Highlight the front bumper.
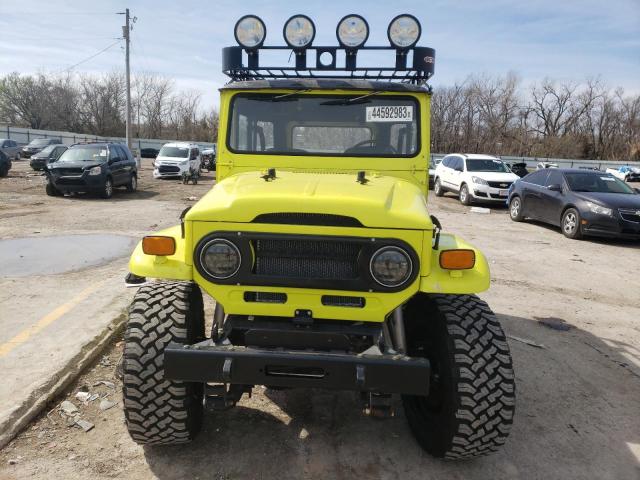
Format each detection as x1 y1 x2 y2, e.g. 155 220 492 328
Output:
472 184 511 202
581 210 640 239
153 162 189 178
21 149 39 158
50 172 106 192
30 158 47 169
164 340 430 395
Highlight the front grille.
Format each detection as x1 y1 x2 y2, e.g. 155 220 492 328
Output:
489 192 508 199
619 209 640 223
244 291 287 303
487 181 512 189
321 295 365 308
253 238 360 280
56 168 83 176
159 165 180 173
56 177 84 185
253 213 362 227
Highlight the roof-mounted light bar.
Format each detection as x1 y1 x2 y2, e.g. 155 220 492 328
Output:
225 14 435 84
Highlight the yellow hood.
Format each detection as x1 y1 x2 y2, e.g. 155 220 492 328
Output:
186 170 433 230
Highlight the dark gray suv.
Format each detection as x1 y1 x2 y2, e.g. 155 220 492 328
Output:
45 142 137 199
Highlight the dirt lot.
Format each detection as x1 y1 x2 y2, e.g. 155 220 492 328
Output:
1 159 639 479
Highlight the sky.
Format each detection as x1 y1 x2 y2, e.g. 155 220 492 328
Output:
1 0 639 109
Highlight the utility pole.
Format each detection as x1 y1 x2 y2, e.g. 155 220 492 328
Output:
121 9 132 151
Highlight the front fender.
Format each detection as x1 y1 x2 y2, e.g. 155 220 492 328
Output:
129 225 193 280
419 233 490 294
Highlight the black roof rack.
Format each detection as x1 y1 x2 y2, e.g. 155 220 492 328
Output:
222 45 435 84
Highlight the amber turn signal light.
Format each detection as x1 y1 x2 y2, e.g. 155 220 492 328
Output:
439 249 475 270
142 236 176 256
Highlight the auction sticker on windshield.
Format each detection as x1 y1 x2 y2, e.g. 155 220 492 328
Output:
366 106 413 122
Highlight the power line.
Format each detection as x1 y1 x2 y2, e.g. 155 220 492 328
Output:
54 40 122 75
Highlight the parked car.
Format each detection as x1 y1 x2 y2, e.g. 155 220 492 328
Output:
153 142 201 179
536 161 559 170
21 138 63 158
0 150 11 177
433 153 520 205
0 139 21 160
428 159 437 188
507 162 529 178
606 166 640 183
201 147 216 171
508 168 640 239
29 144 68 170
140 148 160 158
45 142 137 199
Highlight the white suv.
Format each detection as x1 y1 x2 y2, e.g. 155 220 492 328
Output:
433 154 520 205
153 142 201 179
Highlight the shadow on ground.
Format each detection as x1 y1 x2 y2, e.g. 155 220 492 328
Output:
142 313 640 480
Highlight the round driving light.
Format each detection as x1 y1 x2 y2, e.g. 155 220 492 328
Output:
283 15 315 49
200 239 241 279
370 246 413 288
234 15 266 49
336 14 369 49
387 14 421 49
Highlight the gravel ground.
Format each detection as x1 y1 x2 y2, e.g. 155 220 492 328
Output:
0 159 639 479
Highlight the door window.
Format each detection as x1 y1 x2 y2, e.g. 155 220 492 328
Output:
545 170 563 187
109 146 122 162
524 170 549 186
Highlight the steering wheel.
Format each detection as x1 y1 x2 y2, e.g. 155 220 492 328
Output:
348 139 397 154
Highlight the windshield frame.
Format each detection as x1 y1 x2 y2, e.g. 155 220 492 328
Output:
226 92 422 159
57 145 109 163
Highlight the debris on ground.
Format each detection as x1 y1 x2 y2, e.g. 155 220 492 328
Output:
507 334 546 349
536 316 573 331
75 391 91 403
185 196 197 201
470 206 491 214
59 401 78 415
298 428 309 440
74 419 95 432
7 457 21 465
93 380 115 389
99 399 117 411
99 356 112 367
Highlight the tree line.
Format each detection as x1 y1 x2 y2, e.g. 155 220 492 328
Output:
0 72 218 143
1 71 638 161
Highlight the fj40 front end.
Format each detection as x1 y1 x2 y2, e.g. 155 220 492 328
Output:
122 14 515 459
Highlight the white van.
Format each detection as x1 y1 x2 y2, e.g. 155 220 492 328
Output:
153 142 201 178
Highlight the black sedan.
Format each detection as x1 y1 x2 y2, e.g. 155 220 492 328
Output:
508 168 640 240
30 144 68 170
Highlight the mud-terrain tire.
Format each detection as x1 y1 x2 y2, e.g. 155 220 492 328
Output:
434 178 444 197
401 294 515 459
123 281 205 445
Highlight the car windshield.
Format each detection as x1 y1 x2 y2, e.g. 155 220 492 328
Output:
57 146 108 163
566 173 634 194
466 159 509 172
159 146 189 158
228 93 419 157
37 145 56 156
29 139 52 147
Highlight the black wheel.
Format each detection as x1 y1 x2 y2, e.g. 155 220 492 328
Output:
434 178 444 197
509 195 524 222
126 173 137 192
123 281 205 445
101 177 113 199
561 208 583 239
459 183 472 205
401 294 515 459
45 180 61 196
0 166 7 178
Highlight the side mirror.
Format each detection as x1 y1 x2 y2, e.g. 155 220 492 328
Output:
548 184 562 192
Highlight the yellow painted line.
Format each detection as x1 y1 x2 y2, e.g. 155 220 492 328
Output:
0 280 106 358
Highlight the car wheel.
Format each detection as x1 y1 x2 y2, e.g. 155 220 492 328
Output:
509 196 524 222
562 208 583 239
459 184 472 205
402 294 515 459
45 180 61 196
101 177 113 199
0 165 8 178
434 178 444 197
126 174 137 193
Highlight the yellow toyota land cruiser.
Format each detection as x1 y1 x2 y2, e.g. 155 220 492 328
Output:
122 14 515 459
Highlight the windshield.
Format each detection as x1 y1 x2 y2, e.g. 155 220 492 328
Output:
159 146 189 158
566 173 634 194
228 93 419 157
57 146 108 163
37 145 56 156
29 139 52 147
466 159 509 172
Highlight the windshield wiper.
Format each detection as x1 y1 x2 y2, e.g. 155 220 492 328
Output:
320 91 382 106
255 89 312 102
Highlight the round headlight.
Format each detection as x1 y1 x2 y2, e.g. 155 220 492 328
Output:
200 239 241 279
370 246 412 287
336 14 369 49
234 15 266 49
387 14 421 49
283 14 315 49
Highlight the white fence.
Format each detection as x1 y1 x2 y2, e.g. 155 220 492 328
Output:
0 124 216 153
430 154 638 171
